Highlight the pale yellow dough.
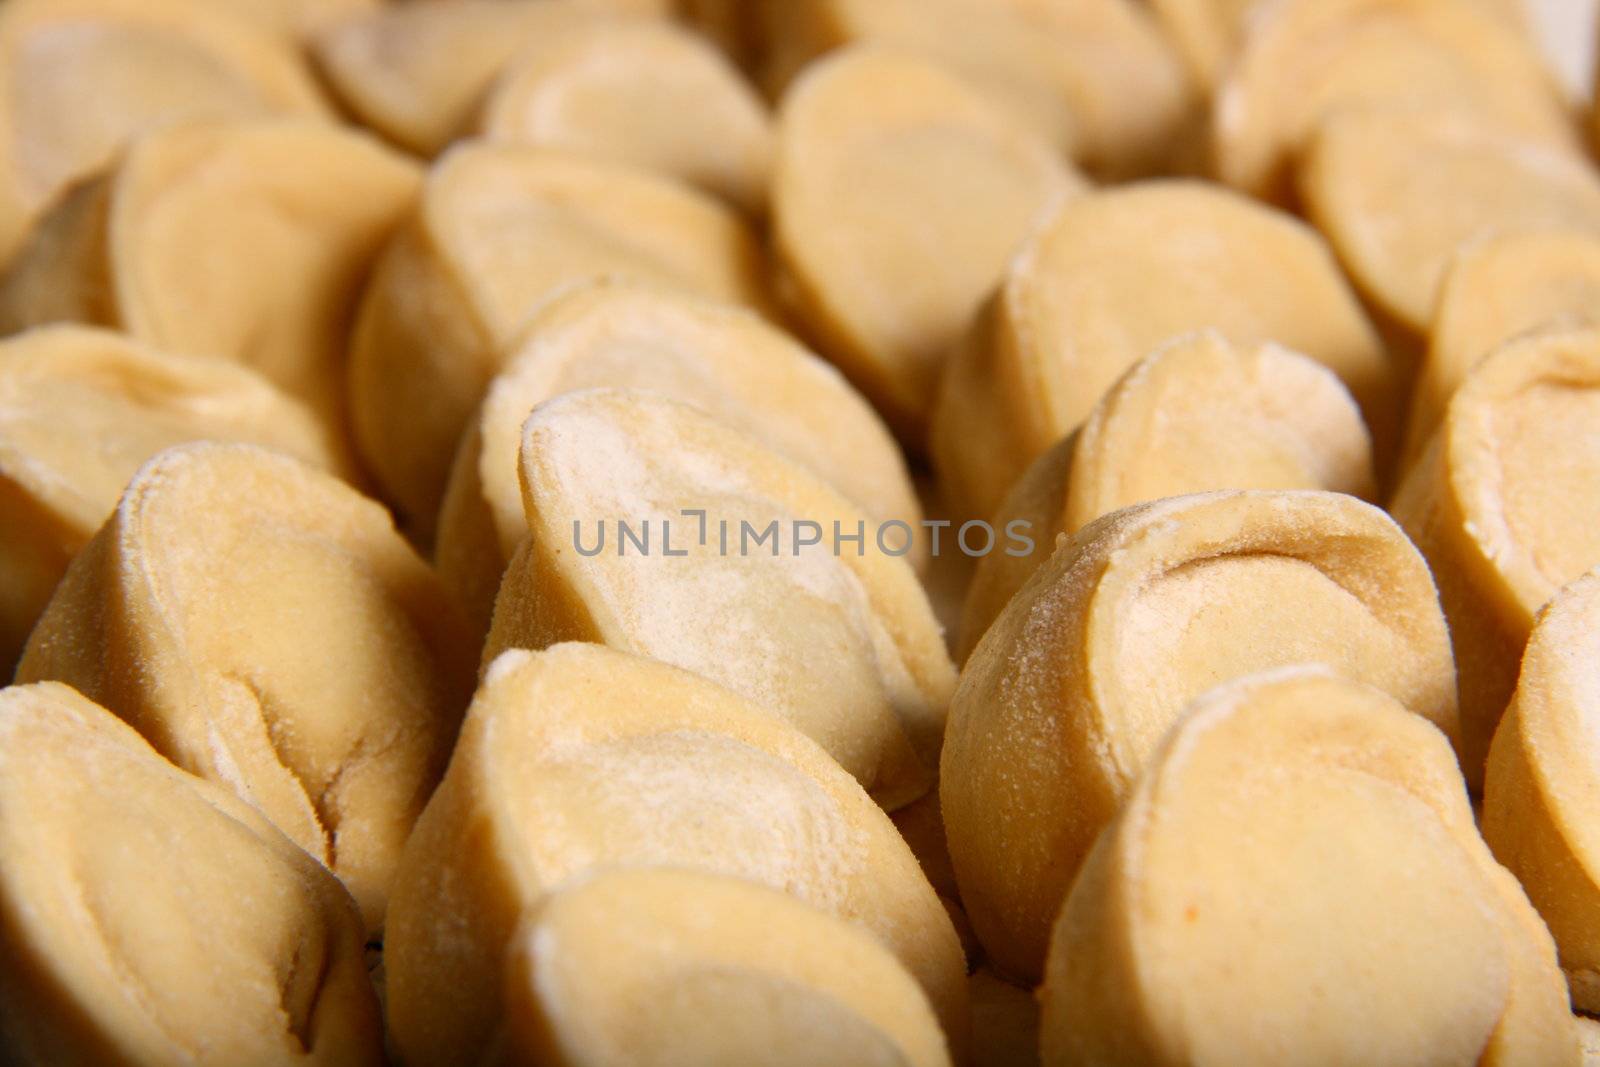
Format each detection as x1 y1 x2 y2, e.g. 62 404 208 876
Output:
476 17 773 214
483 389 954 810
758 0 1194 178
1407 231 1600 471
0 118 420 460
212 0 382 39
1485 571 1600 1012
17 443 478 933
313 1 615 155
1213 0 1573 200
0 0 330 264
435 280 921 630
931 181 1390 522
1392 326 1600 788
942 490 1458 980
348 143 770 542
959 332 1375 659
1148 0 1271 88
1301 107 1600 336
489 869 952 1067
1039 668 1577 1067
772 46 1080 440
0 325 346 676
0 681 382 1066
1154 0 1534 87
1582 1016 1600 1064
384 643 967 1067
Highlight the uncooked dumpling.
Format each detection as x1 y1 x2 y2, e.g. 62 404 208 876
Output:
0 0 329 263
1484 570 1600 1012
1406 231 1600 470
1213 0 1573 200
483 388 954 810
17 443 478 933
0 681 382 1066
772 46 1080 439
384 643 967 1067
313 0 614 155
476 18 772 214
931 181 1390 521
758 0 1193 178
490 868 952 1067
942 489 1457 980
1039 667 1577 1067
0 325 346 675
435 280 920 629
959 332 1375 659
0 119 420 458
348 143 771 541
1392 325 1600 788
1152 0 1532 88
1301 107 1600 336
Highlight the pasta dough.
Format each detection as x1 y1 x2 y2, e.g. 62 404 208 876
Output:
435 280 920 629
348 143 770 541
0 325 345 675
16 443 478 933
1392 326 1600 788
758 0 1193 178
931 181 1390 521
959 332 1375 659
489 868 951 1067
0 0 329 263
772 46 1080 439
1039 668 1576 1067
1213 0 1573 200
942 489 1458 980
385 643 967 1067
1301 107 1600 336
0 681 382 1066
476 18 772 214
1407 231 1600 470
482 388 954 810
0 119 420 458
1484 570 1600 1012
313 1 614 156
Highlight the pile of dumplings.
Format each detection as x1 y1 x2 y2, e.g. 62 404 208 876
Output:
5 0 1600 1064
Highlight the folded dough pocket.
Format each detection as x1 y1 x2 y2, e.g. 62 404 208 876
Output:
0 118 420 463
931 181 1392 522
1040 668 1575 1067
0 0 329 263
1408 232 1600 471
16 443 478 935
312 1 613 157
1212 0 1573 201
1301 107 1600 338
959 331 1375 658
0 325 345 674
385 644 966 1067
437 281 920 630
492 869 951 1067
1394 325 1600 789
772 46 1080 439
0 681 382 1067
942 488 1458 980
1484 571 1600 1013
475 18 773 215
348 144 771 542
484 388 955 810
